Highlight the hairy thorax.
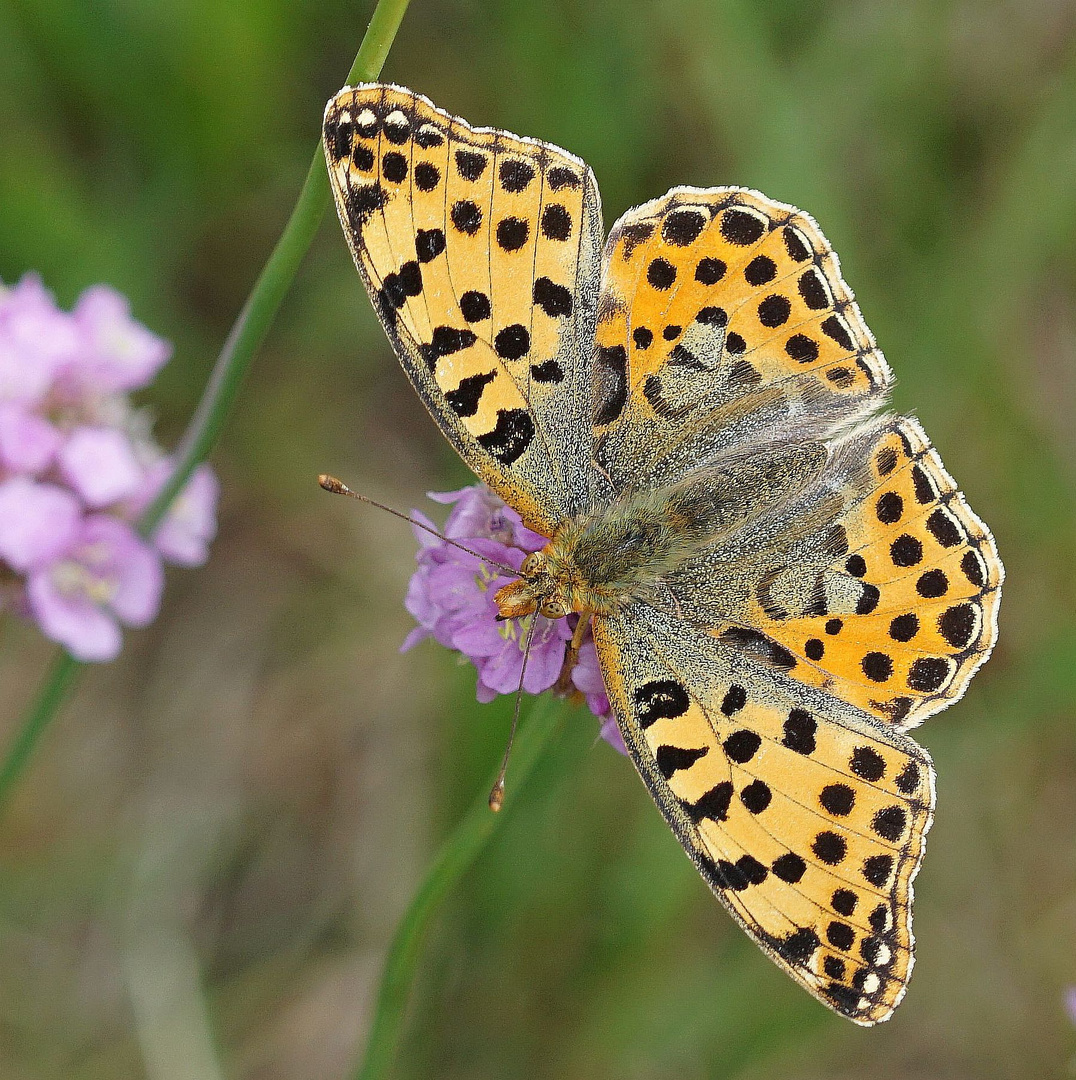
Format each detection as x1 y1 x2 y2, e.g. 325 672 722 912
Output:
494 497 691 620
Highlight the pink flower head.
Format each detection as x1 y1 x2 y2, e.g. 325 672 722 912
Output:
26 515 164 662
0 272 218 662
403 483 623 752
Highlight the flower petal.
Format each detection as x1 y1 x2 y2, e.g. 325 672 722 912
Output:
0 274 79 404
58 426 143 508
0 478 81 572
0 404 62 474
148 462 219 566
26 569 123 662
78 515 164 626
68 285 171 394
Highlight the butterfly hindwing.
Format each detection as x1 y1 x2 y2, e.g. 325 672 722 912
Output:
324 84 603 534
662 416 1003 729
733 417 1003 727
593 602 935 1025
592 188 892 490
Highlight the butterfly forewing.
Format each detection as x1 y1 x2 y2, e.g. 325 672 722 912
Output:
593 602 934 1025
324 84 604 535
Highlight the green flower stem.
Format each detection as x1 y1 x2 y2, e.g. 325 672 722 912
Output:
0 0 413 809
352 697 565 1080
0 651 81 802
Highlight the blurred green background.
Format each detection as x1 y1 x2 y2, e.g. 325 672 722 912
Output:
0 0 1073 1076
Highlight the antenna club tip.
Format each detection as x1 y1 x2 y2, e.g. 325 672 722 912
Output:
319 474 349 494
488 780 505 812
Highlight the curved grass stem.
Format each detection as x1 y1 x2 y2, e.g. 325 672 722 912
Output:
351 697 565 1080
0 0 414 811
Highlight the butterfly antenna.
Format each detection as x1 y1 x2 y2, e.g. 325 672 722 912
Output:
489 614 538 812
318 474 520 576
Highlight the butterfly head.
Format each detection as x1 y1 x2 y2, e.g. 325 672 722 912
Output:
494 550 573 621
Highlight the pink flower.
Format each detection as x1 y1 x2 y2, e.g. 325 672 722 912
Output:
0 275 80 405
0 478 81 573
64 285 171 396
137 461 220 566
58 426 143 508
403 484 623 751
26 516 164 662
0 405 62 474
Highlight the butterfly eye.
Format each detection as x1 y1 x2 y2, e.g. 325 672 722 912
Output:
539 597 569 619
521 552 544 576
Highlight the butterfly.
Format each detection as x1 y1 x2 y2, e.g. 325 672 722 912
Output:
322 83 1003 1025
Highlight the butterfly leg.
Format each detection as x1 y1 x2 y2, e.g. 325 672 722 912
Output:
554 611 593 695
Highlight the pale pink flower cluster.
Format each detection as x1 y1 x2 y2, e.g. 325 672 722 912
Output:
0 275 218 661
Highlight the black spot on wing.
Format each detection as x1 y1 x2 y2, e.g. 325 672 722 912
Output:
476 408 534 465
541 204 573 241
938 603 977 648
907 656 951 692
382 151 407 183
451 199 483 235
494 324 531 360
683 781 733 824
415 228 446 263
414 162 440 191
723 729 761 763
655 744 708 780
783 225 811 262
719 627 797 670
594 345 628 426
499 158 535 192
496 217 529 252
533 277 573 317
420 326 477 371
776 927 820 966
414 124 444 149
785 334 819 363
327 113 352 162
850 746 885 782
460 291 491 322
720 207 768 245
661 209 706 246
695 257 726 284
346 182 388 229
445 370 496 418
798 268 830 309
821 314 854 351
744 255 777 285
455 149 487 181
634 679 690 728
530 359 564 384
782 709 816 754
547 165 580 191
